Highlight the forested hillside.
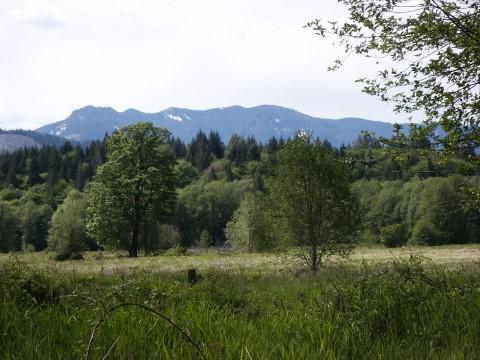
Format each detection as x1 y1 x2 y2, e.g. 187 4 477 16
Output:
0 123 478 257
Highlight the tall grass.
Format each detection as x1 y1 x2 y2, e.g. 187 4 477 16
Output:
1 255 480 359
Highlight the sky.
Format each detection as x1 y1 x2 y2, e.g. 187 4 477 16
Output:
0 0 418 130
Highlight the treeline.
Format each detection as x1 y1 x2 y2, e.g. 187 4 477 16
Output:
347 128 479 181
354 176 480 247
0 140 107 190
0 126 479 256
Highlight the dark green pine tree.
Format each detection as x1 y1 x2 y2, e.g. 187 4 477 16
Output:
208 130 225 159
60 141 74 154
226 134 248 166
169 137 187 158
6 154 21 187
47 164 59 189
26 156 43 187
188 130 212 170
75 163 86 190
266 136 279 154
246 136 261 161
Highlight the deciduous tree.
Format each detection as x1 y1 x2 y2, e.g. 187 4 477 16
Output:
48 190 90 260
271 134 359 271
86 122 176 257
308 0 480 149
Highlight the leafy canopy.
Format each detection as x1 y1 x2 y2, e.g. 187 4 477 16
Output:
86 122 176 256
307 0 480 149
271 134 359 271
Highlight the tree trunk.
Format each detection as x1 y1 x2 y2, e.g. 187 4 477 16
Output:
311 241 318 273
129 222 139 257
143 221 150 257
309 217 318 272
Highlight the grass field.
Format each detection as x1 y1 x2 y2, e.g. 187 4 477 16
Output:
1 245 480 359
1 244 479 275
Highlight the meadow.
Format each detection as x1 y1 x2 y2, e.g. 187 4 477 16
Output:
1 245 480 359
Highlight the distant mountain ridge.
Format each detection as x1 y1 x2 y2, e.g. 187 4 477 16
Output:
0 129 72 153
36 105 397 145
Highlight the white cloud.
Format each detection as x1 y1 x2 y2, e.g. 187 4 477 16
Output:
7 1 68 28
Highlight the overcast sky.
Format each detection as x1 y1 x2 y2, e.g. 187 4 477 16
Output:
0 0 418 130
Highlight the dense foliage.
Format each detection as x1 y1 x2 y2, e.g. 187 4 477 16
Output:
0 123 479 256
355 175 480 246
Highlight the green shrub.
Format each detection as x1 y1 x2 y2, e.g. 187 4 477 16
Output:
225 192 275 251
199 230 212 248
410 218 446 245
163 244 188 256
0 259 59 306
48 190 90 260
360 229 379 244
380 223 407 247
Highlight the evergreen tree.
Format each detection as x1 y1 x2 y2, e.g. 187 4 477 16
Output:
208 130 225 159
226 134 248 165
26 157 43 187
187 130 212 170
6 154 20 187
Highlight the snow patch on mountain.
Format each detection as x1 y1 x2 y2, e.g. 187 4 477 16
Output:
50 122 67 136
165 114 183 122
65 133 81 141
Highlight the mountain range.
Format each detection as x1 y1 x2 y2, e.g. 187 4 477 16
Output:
35 105 396 146
0 129 73 153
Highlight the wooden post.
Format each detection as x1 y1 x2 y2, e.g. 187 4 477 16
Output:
187 269 197 285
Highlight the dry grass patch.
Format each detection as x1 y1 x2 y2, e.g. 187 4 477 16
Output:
1 244 479 276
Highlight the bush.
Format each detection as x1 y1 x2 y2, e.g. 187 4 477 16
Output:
48 190 90 260
0 259 59 306
163 244 188 256
225 192 275 251
199 230 212 248
157 224 182 250
360 229 379 244
410 219 446 245
0 202 20 252
380 223 407 248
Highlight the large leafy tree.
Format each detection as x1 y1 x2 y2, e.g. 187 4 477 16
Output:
271 134 359 272
86 122 176 257
307 0 480 149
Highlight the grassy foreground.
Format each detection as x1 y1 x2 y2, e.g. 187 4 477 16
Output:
1 246 480 359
